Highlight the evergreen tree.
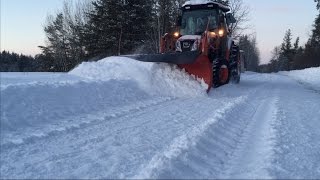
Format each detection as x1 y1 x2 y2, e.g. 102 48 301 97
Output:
0 51 39 72
315 0 320 10
84 0 154 57
278 29 304 70
157 0 179 36
146 0 180 53
309 13 320 48
303 13 320 68
37 0 254 70
239 35 260 71
121 0 154 54
85 0 119 58
279 29 293 70
293 37 300 52
0 51 18 72
268 46 281 72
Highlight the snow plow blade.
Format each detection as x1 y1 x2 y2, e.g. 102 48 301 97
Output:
126 51 213 92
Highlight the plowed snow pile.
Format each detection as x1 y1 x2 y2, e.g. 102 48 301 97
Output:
70 56 207 97
280 67 320 90
1 57 206 146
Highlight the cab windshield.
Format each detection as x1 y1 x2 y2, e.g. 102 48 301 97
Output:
180 9 218 35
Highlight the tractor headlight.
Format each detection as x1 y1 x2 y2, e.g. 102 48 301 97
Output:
209 31 216 38
218 29 224 37
174 32 180 38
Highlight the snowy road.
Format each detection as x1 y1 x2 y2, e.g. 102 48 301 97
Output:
1 58 320 179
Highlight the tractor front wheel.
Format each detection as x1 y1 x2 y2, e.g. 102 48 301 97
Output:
213 59 230 88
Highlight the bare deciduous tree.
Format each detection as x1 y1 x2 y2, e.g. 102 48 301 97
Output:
228 0 251 38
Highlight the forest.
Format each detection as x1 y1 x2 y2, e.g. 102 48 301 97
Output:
1 0 319 72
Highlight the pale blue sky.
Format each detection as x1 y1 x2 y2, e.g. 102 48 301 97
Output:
245 0 318 63
1 0 65 55
1 0 318 63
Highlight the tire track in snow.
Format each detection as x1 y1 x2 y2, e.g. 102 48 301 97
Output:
1 96 175 148
1 96 186 179
1 96 247 179
270 75 320 179
221 96 278 179
4 73 304 179
133 96 247 178
146 80 279 179
215 75 281 179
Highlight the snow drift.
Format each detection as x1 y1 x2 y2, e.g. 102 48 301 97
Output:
1 56 207 146
70 57 207 97
280 67 320 90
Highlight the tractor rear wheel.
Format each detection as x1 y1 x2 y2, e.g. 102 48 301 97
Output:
230 50 241 84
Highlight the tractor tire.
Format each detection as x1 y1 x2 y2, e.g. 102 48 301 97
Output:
213 59 230 88
230 49 241 84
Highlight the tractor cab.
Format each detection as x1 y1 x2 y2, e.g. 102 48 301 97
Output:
174 1 235 53
180 8 218 36
131 1 241 92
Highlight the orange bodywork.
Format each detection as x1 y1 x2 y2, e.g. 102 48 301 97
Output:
160 31 213 92
178 55 213 92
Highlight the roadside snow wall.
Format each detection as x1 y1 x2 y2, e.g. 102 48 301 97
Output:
280 67 320 90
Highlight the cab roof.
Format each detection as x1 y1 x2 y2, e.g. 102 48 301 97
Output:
182 0 230 12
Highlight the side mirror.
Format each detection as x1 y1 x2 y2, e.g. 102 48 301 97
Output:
226 13 236 24
176 16 182 27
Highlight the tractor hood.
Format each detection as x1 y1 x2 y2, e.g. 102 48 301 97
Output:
176 35 201 52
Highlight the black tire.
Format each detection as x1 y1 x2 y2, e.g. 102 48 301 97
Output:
230 47 241 84
213 59 230 88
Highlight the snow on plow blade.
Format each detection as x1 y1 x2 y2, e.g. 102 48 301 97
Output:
126 51 213 92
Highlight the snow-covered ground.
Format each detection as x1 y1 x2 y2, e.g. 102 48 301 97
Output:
1 57 320 179
280 67 320 91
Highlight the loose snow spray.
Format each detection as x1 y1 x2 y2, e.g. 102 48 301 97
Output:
70 57 208 97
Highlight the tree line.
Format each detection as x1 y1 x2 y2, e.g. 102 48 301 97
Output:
1 0 260 72
259 1 320 73
239 35 260 71
37 0 183 72
1 51 36 72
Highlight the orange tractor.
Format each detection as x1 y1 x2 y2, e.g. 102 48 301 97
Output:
132 1 242 92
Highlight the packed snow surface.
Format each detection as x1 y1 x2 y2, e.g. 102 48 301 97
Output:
1 57 320 179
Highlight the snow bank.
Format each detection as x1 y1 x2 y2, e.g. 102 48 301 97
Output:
280 67 320 90
70 57 207 97
0 79 150 137
1 56 207 145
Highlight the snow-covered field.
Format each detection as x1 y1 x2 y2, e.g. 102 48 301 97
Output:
1 57 320 179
